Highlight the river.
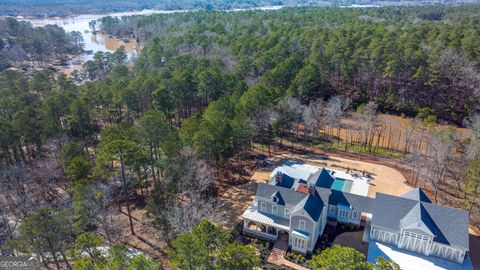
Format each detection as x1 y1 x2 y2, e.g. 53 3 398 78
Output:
21 6 284 74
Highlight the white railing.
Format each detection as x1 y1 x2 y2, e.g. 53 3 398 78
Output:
243 227 277 240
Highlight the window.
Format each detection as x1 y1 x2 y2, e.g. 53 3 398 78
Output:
285 208 289 217
293 237 306 250
260 202 266 212
299 220 306 231
272 205 278 215
329 205 335 214
338 209 349 218
352 211 358 220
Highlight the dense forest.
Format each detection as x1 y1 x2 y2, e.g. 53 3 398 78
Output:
0 5 479 269
0 0 473 17
96 5 480 123
0 18 83 72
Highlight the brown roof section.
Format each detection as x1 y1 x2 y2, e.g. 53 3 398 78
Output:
296 183 309 194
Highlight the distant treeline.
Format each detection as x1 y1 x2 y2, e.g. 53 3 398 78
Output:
0 0 473 17
0 18 83 71
95 5 480 123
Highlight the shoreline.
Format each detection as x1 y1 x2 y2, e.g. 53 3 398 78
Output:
1 5 286 21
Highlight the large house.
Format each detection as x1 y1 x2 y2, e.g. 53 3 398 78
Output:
241 162 471 266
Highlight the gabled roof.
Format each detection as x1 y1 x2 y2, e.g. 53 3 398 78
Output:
401 188 432 203
291 192 326 222
371 192 469 249
271 191 285 206
256 183 306 206
399 203 437 236
310 168 336 189
273 172 296 189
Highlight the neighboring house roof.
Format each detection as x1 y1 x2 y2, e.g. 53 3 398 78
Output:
401 188 432 203
329 190 374 213
256 183 306 206
371 192 469 250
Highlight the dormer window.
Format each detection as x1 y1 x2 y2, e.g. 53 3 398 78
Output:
273 196 278 203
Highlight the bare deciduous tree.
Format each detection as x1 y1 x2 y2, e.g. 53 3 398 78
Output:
424 129 459 202
324 95 351 145
303 100 325 144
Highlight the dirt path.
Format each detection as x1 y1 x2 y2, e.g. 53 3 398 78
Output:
115 199 172 269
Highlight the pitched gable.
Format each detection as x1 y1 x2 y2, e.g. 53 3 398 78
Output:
271 191 285 206
401 188 432 203
291 192 325 222
371 191 469 250
311 168 335 188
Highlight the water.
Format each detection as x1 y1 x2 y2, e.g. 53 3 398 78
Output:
19 6 284 73
22 10 192 73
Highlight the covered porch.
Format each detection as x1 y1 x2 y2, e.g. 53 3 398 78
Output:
242 206 290 241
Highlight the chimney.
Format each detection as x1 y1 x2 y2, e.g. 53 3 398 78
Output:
275 172 283 183
308 184 316 196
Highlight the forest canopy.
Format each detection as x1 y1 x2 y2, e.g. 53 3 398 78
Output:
95 5 480 123
0 0 472 17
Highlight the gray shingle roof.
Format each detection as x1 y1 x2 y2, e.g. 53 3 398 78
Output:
371 192 469 249
316 187 332 205
422 202 469 249
399 203 437 236
401 188 432 203
256 183 306 206
329 190 374 213
291 192 326 221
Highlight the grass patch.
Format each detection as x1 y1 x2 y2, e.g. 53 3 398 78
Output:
315 140 405 158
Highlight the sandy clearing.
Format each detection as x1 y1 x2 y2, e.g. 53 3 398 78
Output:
219 182 258 229
250 153 412 198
